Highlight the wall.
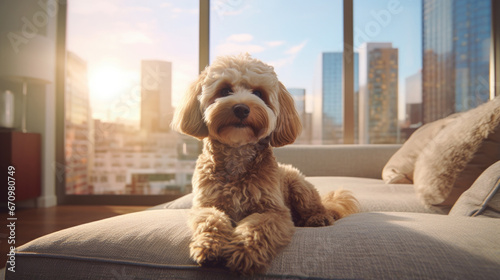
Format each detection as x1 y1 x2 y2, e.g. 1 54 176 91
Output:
0 0 60 207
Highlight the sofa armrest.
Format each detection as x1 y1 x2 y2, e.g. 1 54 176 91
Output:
273 144 401 178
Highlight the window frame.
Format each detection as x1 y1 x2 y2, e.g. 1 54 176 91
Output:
56 1 207 205
56 0 499 205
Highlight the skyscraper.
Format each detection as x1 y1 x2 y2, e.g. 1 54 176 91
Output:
422 0 491 123
65 51 92 194
288 88 308 143
141 60 173 132
358 42 398 144
313 52 359 144
288 88 306 123
405 70 422 126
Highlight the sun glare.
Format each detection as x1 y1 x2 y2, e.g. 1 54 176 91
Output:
88 64 132 100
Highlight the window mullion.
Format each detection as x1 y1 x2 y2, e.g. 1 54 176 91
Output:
343 0 355 144
199 0 210 73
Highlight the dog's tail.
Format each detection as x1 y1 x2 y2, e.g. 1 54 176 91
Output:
322 189 360 220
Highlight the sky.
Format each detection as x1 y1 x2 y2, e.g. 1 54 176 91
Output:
67 0 422 126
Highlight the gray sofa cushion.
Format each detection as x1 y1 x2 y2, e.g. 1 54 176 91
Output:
274 144 401 178
10 209 500 279
308 177 442 213
150 192 194 209
153 176 442 214
450 160 500 218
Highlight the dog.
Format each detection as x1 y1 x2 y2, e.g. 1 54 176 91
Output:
171 54 359 275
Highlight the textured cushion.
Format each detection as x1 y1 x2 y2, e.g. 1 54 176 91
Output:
153 177 443 214
10 210 500 279
382 114 459 184
308 177 442 213
149 193 194 210
414 96 500 207
450 160 500 218
274 144 400 178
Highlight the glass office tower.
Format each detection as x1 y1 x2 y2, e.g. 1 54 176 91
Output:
358 43 399 144
317 52 359 144
422 0 491 123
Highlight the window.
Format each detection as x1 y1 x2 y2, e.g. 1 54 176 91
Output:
116 175 126 183
62 0 199 201
210 0 491 145
210 0 343 144
57 0 494 204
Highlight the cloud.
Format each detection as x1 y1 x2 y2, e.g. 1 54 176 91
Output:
123 6 153 14
267 57 293 69
119 31 153 44
268 41 308 69
160 2 173 8
215 42 265 56
285 40 308 55
172 7 198 14
70 0 120 15
266 41 286 47
214 33 265 56
227 33 254 43
212 1 250 19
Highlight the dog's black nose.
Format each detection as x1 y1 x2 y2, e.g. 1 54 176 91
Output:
233 104 250 120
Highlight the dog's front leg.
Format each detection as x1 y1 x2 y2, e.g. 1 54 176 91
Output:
188 207 234 266
223 209 295 275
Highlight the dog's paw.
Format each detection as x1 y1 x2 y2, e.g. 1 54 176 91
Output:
304 213 334 227
223 242 270 275
190 235 227 266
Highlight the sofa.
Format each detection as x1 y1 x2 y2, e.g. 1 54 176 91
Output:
5 142 500 280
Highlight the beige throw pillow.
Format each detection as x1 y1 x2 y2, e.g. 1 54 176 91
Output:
449 160 500 218
414 96 500 207
382 114 459 184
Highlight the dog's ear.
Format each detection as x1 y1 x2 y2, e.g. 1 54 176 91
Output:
171 70 209 139
270 82 302 147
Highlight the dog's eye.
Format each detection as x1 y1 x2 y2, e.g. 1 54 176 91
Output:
219 88 232 97
252 90 263 99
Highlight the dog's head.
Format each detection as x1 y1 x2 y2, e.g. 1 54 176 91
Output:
172 54 301 147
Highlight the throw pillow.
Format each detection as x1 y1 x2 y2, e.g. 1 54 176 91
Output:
382 114 459 184
449 160 500 218
414 96 500 207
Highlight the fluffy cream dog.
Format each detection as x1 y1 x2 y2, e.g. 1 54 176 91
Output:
172 54 359 275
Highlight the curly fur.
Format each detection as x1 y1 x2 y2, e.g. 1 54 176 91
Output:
172 54 359 275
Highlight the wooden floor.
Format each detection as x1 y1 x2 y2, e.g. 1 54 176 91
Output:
0 205 148 267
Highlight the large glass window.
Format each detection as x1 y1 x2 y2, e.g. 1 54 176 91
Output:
354 0 490 144
422 0 491 123
59 0 493 202
211 0 491 145
64 0 199 196
354 0 423 144
210 0 343 144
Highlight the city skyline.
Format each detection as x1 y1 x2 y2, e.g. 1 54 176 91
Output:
67 0 422 126
62 0 493 194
